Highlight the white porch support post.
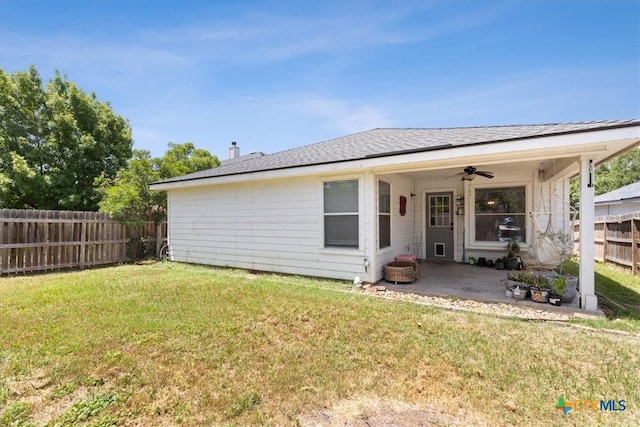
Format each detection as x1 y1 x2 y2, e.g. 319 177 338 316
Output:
579 157 598 311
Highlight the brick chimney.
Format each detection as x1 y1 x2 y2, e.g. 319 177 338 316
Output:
229 141 240 159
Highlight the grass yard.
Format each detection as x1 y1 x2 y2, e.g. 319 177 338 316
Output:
1 263 639 426
562 258 640 332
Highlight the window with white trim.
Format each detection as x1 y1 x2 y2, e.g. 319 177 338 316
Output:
378 180 391 249
323 179 359 248
474 186 526 243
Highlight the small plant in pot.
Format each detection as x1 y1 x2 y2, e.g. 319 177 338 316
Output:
548 276 567 306
529 274 550 303
503 240 520 270
506 271 534 299
509 271 548 303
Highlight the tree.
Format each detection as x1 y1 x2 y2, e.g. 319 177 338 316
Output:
593 147 640 195
97 142 219 226
156 142 219 178
570 147 640 209
0 66 132 210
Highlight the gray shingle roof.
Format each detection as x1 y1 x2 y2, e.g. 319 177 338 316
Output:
156 120 640 185
594 181 640 204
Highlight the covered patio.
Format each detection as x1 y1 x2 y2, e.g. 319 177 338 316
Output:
383 259 583 314
153 121 639 316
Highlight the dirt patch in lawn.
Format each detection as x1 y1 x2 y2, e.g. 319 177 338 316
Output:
297 398 488 426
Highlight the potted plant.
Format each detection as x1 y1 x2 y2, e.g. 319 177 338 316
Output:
528 273 550 303
548 276 567 306
505 271 533 300
540 271 578 304
503 240 520 270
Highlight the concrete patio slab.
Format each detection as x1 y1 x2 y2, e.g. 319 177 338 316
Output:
382 259 585 315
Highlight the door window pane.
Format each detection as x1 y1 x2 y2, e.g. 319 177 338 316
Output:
429 195 450 227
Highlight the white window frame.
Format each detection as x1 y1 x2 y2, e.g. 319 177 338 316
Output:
378 179 391 250
468 182 531 249
321 177 362 251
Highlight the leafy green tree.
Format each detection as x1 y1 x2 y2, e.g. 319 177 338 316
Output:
570 147 640 209
156 142 219 178
593 147 640 195
0 66 132 210
97 143 219 226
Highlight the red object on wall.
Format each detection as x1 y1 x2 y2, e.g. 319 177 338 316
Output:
399 196 407 216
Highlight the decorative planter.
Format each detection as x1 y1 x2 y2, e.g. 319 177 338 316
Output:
549 294 562 306
530 287 550 303
384 261 418 284
505 289 513 298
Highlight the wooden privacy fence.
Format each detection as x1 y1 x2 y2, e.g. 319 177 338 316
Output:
573 212 640 275
0 209 167 275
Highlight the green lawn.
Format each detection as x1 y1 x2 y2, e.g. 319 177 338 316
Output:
1 263 638 426
562 258 640 332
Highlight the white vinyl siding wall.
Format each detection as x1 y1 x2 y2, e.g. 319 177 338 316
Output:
166 175 367 280
373 174 416 278
595 201 640 217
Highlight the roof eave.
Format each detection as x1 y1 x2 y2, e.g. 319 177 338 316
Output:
151 122 640 190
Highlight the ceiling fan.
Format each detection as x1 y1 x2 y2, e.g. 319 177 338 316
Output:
447 166 494 181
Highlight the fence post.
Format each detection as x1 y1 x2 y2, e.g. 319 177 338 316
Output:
79 217 87 270
633 217 638 275
603 219 608 263
156 222 162 259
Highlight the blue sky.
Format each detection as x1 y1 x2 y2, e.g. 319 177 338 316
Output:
1 0 638 161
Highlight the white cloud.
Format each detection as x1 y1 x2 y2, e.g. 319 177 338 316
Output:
2 34 190 74
133 2 507 64
291 95 389 133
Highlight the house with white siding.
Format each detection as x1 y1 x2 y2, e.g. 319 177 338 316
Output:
594 181 640 217
150 120 640 311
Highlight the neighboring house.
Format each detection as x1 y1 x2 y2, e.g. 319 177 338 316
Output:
151 120 640 311
594 181 640 217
